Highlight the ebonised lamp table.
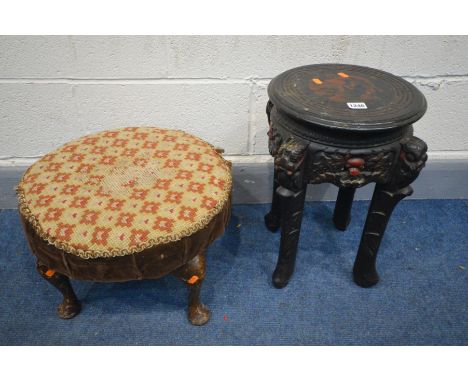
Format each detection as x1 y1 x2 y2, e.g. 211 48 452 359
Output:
264 64 428 289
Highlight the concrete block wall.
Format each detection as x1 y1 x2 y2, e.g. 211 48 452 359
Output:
1 35 468 161
1 36 467 205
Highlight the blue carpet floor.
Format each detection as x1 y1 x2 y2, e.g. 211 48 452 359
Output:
0 200 467 345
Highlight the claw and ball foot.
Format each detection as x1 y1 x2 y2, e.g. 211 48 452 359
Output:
37 263 81 319
172 252 211 326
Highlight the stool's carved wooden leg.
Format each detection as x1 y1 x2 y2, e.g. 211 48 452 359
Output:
333 187 356 231
173 252 210 326
353 136 428 287
270 136 309 289
353 183 412 287
37 263 81 319
273 185 307 288
264 166 282 232
265 101 285 233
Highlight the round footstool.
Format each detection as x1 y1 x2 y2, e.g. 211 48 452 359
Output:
17 127 232 325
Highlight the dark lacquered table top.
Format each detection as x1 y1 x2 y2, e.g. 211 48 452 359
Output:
268 64 427 132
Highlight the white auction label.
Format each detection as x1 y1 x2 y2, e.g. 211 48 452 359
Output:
347 102 367 109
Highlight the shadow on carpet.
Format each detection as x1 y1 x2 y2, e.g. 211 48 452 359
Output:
0 200 467 345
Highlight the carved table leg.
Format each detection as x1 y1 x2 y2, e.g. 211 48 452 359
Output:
273 185 307 288
352 184 412 287
353 135 428 287
264 167 282 232
333 187 356 231
37 262 81 319
172 252 210 326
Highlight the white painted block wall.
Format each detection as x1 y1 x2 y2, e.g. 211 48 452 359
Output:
1 36 468 164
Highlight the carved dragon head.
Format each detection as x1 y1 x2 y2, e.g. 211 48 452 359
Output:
275 139 306 173
397 137 428 186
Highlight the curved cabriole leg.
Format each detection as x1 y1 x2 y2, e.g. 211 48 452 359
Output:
36 263 81 319
172 252 210 326
272 185 307 289
264 167 282 232
333 187 356 231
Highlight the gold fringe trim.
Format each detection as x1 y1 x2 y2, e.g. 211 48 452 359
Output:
16 128 233 260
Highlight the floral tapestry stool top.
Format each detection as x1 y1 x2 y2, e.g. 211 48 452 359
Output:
17 127 232 325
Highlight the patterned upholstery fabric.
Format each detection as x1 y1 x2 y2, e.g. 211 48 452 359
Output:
17 127 232 259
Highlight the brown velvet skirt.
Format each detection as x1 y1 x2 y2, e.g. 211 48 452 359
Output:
20 197 231 282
